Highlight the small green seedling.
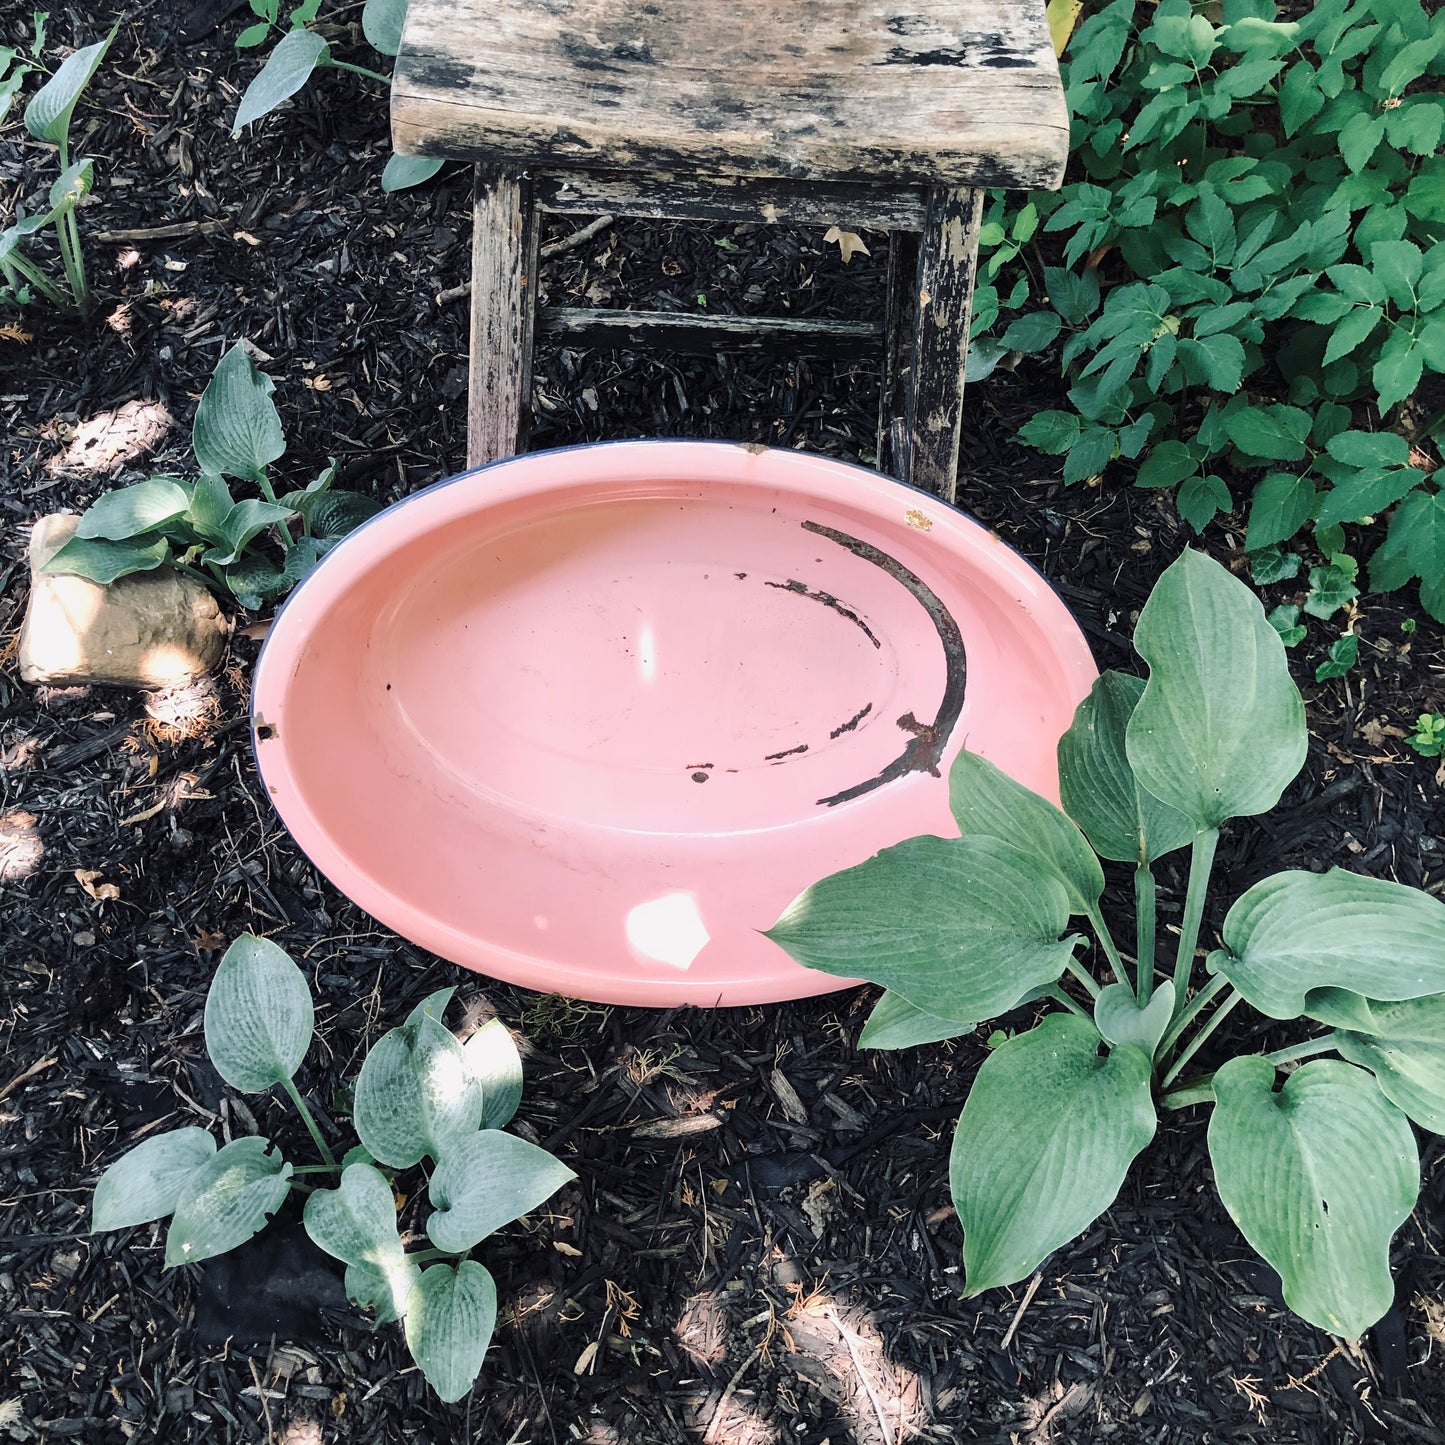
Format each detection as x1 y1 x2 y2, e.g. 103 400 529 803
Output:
42 343 380 608
1314 632 1358 683
232 0 441 192
1407 712 1445 758
769 549 1445 1343
1 23 115 312
91 936 575 1401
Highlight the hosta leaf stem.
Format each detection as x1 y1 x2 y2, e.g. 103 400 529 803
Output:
1263 1037 1338 1069
1085 903 1129 992
1159 986 1241 1090
324 58 393 84
1045 986 1090 1020
1171 829 1220 1017
281 1076 338 1168
1156 974 1231 1063
1064 953 1103 1000
1134 864 1156 1005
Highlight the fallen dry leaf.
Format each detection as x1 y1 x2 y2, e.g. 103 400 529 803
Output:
75 868 120 902
823 226 870 263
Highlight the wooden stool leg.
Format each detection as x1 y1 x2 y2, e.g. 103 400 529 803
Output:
900 187 982 505
467 167 541 469
878 228 920 481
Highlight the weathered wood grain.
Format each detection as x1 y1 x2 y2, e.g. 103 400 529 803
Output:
538 307 882 356
394 0 1067 190
467 169 541 469
536 172 929 230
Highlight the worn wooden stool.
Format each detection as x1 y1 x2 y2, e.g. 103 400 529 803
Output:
391 1 1066 502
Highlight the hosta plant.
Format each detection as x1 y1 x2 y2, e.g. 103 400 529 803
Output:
42 343 380 609
232 0 441 192
90 936 574 1401
1 24 116 312
768 548 1445 1341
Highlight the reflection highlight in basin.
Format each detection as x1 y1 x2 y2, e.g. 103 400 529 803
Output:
625 892 711 971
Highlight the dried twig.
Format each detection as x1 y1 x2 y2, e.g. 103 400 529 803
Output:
999 1271 1044 1351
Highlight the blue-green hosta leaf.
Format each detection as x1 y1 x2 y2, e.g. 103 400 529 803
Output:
47 158 94 216
1302 987 1381 1033
1093 980 1174 1056
1331 995 1445 1132
306 489 381 540
1216 869 1445 1018
92 1128 216 1231
1127 549 1307 829
203 934 314 1092
74 478 191 542
40 533 171 584
186 474 236 545
426 1132 576 1254
405 988 456 1030
24 26 115 146
361 0 408 55
204 499 296 567
405 1261 498 1402
164 1137 293 1267
304 1162 416 1319
1208 1056 1417 1340
951 1016 1156 1295
381 153 443 192
948 750 1103 916
233 26 329 134
1059 672 1196 864
463 1019 524 1130
353 1014 484 1168
766 836 1081 1024
192 344 285 481
858 989 977 1049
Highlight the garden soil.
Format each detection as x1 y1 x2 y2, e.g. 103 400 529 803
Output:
2 6 1444 1443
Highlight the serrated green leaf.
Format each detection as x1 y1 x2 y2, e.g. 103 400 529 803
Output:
404 1261 497 1403
1208 1056 1416 1340
1136 440 1198 489
1178 333 1245 392
1001 311 1062 353
1338 111 1385 173
1325 430 1411 469
74 478 191 542
462 1019 524 1130
165 1137 292 1267
1304 561 1359 619
1393 489 1445 580
426 1132 575 1254
1176 473 1232 532
233 26 328 133
1019 411 1082 455
1127 550 1307 829
192 345 285 481
1267 604 1307 646
92 1129 216 1232
1325 264 1385 306
766 836 1080 1023
1371 240 1423 309
952 1016 1155 1295
1334 995 1445 1132
948 750 1103 917
1246 473 1316 551
40 533 171 584
1314 466 1423 526
1377 33 1443 97
858 990 977 1050
204 935 314 1092
1280 61 1325 136
1063 426 1118 484
1224 405 1311 462
1058 671 1195 864
1216 869 1445 1018
1321 306 1382 367
1385 98 1445 156
1373 334 1423 414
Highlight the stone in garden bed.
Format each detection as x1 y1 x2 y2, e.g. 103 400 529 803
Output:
18 513 229 688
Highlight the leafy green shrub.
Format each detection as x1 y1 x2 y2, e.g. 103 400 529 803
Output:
42 344 381 609
978 0 1445 621
768 549 1445 1340
233 0 440 191
1 23 115 312
91 936 574 1401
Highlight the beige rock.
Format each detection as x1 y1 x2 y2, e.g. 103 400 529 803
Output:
19 514 230 688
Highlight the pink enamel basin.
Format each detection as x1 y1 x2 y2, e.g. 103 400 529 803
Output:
251 441 1095 1007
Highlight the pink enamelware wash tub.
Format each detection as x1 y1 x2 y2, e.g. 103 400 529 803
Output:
251 441 1096 1007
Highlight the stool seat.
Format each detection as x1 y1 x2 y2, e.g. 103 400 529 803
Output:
393 0 1067 190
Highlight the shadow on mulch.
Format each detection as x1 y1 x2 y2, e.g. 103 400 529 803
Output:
2 3 1444 1443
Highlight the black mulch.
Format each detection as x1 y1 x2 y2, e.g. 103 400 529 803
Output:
2 5 1444 1443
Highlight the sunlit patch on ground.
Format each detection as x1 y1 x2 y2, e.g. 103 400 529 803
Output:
43 398 172 478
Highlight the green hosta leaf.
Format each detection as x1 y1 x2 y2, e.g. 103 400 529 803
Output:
203 934 314 1092
186 473 237 545
1302 988 1381 1033
462 1019 525 1130
306 489 381 540
24 27 114 146
192 344 285 481
41 533 170 584
222 554 287 609
1058 672 1195 864
1208 1056 1417 1340
353 1014 484 1168
233 26 329 133
47 158 94 216
1245 473 1316 551
1333 996 1445 1132
165 1137 293 1267
1094 980 1174 1056
1127 549 1307 829
858 990 976 1050
361 0 408 54
92 1129 216 1231
404 1261 497 1403
948 750 1103 916
1314 633 1358 682
74 478 191 541
204 499 296 567
427 1132 575 1254
1215 869 1445 1018
1224 405 1311 463
406 988 456 1030
766 835 1080 1023
951 1016 1155 1295
303 1162 417 1320
381 153 444 192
